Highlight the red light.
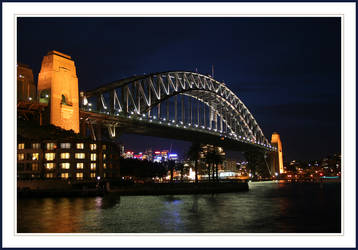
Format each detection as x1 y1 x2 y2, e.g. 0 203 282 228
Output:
154 151 160 154
319 173 324 176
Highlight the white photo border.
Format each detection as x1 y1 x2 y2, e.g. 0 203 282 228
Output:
2 2 356 248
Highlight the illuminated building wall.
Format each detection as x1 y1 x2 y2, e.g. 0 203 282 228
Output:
37 51 79 133
17 140 118 180
17 63 36 102
271 132 284 174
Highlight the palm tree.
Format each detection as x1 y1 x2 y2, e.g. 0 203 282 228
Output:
205 149 216 182
187 143 202 183
168 160 175 183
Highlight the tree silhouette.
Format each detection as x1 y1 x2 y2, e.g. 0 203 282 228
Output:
186 143 202 183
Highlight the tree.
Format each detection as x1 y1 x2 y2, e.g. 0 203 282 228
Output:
187 143 202 183
205 149 216 182
168 160 175 183
176 163 185 182
213 148 224 182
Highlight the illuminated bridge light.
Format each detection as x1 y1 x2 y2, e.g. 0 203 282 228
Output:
142 114 146 117
153 116 157 119
149 119 152 122
172 120 175 123
130 111 134 115
163 118 166 121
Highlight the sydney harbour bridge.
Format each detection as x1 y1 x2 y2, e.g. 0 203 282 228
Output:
22 51 282 177
80 71 275 152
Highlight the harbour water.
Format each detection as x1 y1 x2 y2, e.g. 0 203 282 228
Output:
17 181 341 233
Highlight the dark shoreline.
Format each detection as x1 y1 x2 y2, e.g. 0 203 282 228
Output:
17 182 249 198
17 180 340 198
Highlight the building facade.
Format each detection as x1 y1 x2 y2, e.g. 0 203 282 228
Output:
17 139 119 181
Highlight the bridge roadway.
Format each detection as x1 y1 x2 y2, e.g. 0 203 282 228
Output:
80 109 277 153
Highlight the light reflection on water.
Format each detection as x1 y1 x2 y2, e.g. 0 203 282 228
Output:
17 182 340 233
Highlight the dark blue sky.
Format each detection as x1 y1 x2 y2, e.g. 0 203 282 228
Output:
17 17 341 161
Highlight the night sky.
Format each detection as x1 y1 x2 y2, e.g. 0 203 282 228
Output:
17 17 341 162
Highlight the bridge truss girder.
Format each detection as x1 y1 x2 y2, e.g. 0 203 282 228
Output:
81 71 274 149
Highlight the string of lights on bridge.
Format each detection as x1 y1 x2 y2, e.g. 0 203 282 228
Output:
83 103 277 152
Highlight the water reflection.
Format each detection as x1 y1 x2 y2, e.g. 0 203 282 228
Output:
17 183 341 233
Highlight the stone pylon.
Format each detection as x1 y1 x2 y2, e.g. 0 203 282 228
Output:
271 132 284 174
37 51 79 133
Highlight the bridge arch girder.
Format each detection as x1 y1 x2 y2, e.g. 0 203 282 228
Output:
82 71 269 145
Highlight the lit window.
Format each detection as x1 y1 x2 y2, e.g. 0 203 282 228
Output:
76 172 83 180
60 153 70 159
32 143 40 149
91 153 97 161
45 153 55 161
76 163 84 169
45 163 55 169
32 163 39 171
17 153 25 161
46 143 56 150
61 173 69 179
61 163 70 169
90 173 96 178
103 154 106 160
32 153 39 161
45 173 54 179
75 153 85 159
91 163 96 170
76 143 84 149
18 143 25 150
103 163 107 169
102 145 107 150
90 144 97 150
60 143 71 149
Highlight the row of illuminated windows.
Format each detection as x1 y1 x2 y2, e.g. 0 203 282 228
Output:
44 162 106 170
18 162 106 171
18 153 105 161
45 172 99 179
18 143 106 151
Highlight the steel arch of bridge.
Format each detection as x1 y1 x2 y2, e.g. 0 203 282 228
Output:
81 71 275 150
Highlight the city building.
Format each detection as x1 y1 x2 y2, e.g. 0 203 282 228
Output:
17 139 119 181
